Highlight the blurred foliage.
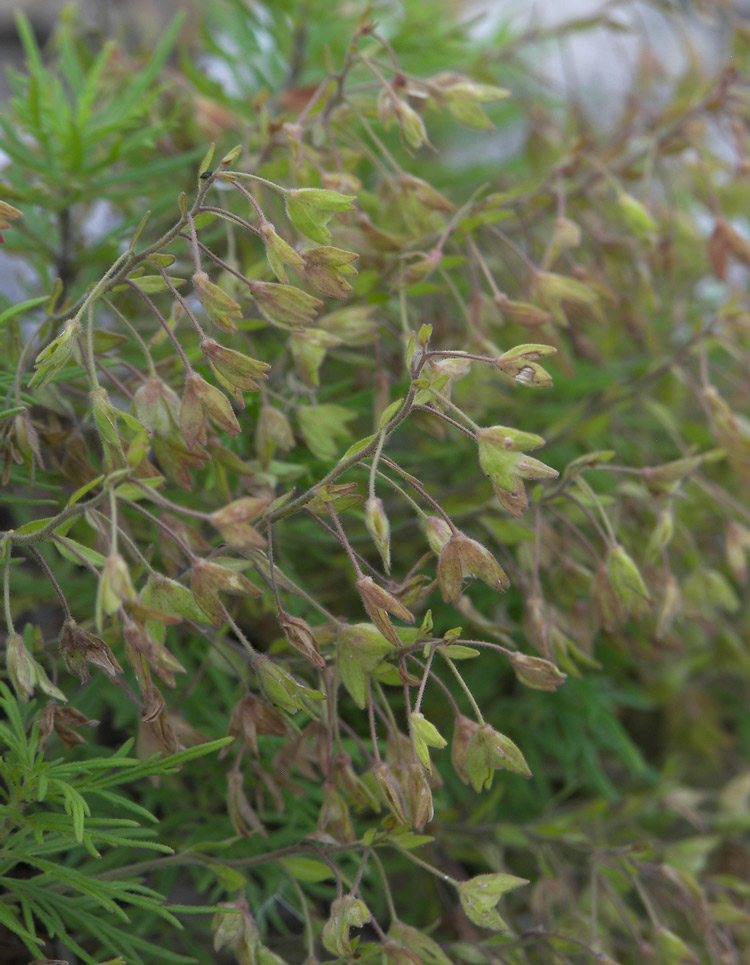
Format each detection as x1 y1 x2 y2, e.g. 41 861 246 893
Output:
1 0 750 962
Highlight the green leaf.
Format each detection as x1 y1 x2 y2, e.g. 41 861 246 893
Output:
280 857 335 882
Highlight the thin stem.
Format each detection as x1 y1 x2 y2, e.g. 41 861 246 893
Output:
197 205 262 237
223 608 259 660
368 679 382 763
266 524 284 615
370 850 398 923
95 358 133 400
109 487 119 554
126 281 193 373
413 642 436 715
249 548 343 625
373 679 399 742
380 454 459 534
103 298 156 377
408 657 461 716
440 653 485 724
350 848 370 894
532 506 542 597
428 391 480 432
157 267 206 340
218 172 287 195
487 225 538 278
368 466 426 518
396 846 455 884
229 179 268 223
347 99 403 174
306 510 381 580
368 431 386 501
133 480 213 521
3 549 14 635
27 546 72 620
186 213 203 275
413 404 478 441
563 493 610 548
74 251 132 326
3 490 109 547
546 505 602 564
193 237 258 288
85 304 100 389
123 501 197 562
267 382 418 524
327 506 363 579
573 477 617 545
287 875 316 959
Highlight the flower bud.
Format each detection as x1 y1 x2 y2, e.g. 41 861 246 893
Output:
60 618 123 685
279 613 325 669
423 516 452 556
550 216 582 250
409 711 448 772
226 693 288 756
451 714 479 784
430 73 510 130
213 902 249 953
227 770 267 838
397 173 454 212
617 191 657 239
494 343 556 389
133 378 181 436
382 940 422 965
388 920 452 965
284 187 356 245
371 762 409 824
318 781 356 842
402 245 443 285
248 280 322 328
407 762 433 830
592 563 624 632
465 722 531 791
190 558 262 626
534 270 603 322
336 623 393 709
253 654 304 714
321 895 371 958
456 872 528 931
726 521 750 584
6 633 37 701
30 318 81 387
523 595 550 657
641 456 703 494
180 372 240 449
510 652 566 692
494 294 552 328
364 497 392 574
124 619 185 689
437 532 509 604
259 221 305 283
646 505 674 561
210 497 269 551
356 575 414 648
607 543 651 613
333 753 379 810
96 553 136 628
192 271 242 333
256 405 295 467
90 388 121 447
290 328 341 386
653 926 698 964
300 245 358 299
200 338 270 404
